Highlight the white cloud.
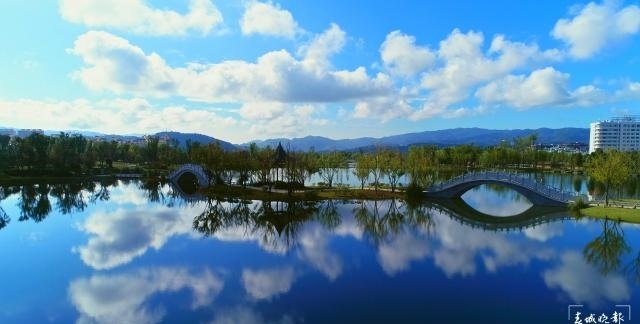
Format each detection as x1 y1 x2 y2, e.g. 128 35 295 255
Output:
570 84 608 106
240 1 300 39
615 81 640 100
476 67 612 109
68 30 392 104
475 67 572 109
209 306 295 324
461 186 533 215
297 225 343 280
412 29 561 119
69 267 224 324
238 102 287 120
297 23 346 72
74 204 200 269
242 103 330 140
377 232 430 276
59 0 223 36
552 1 640 59
428 209 555 277
353 93 414 121
0 98 237 141
68 31 177 96
543 251 631 307
523 222 564 242
241 267 296 300
212 223 291 255
380 30 436 77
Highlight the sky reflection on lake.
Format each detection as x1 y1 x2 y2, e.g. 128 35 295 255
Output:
0 180 638 324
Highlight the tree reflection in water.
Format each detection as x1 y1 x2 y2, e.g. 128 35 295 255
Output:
51 182 88 215
0 185 19 229
353 199 435 245
4 180 108 225
581 217 640 285
90 178 117 203
18 183 51 222
139 177 165 203
583 218 631 275
0 206 9 230
192 198 322 250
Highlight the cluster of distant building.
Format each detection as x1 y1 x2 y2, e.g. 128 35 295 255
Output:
537 142 588 154
0 128 171 147
0 128 44 138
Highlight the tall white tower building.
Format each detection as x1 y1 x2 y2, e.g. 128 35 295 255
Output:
589 116 640 153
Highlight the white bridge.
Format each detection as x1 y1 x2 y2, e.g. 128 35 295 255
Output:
167 163 210 188
426 171 579 207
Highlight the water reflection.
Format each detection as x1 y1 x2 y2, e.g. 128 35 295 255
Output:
354 199 435 245
581 218 640 285
193 199 321 251
75 201 199 270
69 266 224 324
1 180 639 323
543 251 631 307
241 267 296 300
584 219 631 275
461 184 532 216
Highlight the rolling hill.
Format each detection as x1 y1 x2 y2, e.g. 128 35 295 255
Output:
243 127 589 152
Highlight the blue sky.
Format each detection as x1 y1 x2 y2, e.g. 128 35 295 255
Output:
1 0 639 143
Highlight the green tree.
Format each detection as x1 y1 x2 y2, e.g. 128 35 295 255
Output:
17 133 50 171
230 150 252 187
354 153 373 190
380 148 405 192
406 145 436 187
50 132 87 174
586 150 632 206
0 135 11 171
144 135 160 164
317 150 347 188
250 144 274 185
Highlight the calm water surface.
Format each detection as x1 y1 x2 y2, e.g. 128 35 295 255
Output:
0 179 638 324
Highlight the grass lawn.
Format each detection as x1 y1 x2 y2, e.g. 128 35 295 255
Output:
580 205 640 224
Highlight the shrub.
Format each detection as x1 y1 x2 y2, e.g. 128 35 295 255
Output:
569 197 588 212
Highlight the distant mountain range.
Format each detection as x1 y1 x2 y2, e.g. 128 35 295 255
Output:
244 127 589 151
2 127 590 152
155 131 237 151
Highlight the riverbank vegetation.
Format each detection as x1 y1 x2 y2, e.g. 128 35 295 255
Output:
1 132 639 205
580 205 640 224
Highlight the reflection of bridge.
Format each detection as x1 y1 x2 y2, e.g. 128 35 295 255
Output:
428 198 575 231
168 164 210 188
426 171 577 207
167 181 206 203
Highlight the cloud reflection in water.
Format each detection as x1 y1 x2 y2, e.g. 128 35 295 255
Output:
68 267 223 324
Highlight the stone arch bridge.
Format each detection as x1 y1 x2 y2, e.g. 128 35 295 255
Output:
426 171 578 207
167 163 210 188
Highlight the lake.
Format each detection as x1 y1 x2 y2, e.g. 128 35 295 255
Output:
0 178 638 324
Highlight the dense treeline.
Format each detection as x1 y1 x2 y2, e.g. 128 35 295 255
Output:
0 132 188 176
1 133 638 199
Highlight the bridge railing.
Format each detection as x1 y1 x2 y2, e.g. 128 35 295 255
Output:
427 171 578 203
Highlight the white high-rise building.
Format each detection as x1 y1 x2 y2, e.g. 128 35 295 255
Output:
589 116 640 153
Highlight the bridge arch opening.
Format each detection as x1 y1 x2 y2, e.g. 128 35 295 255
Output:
461 184 533 217
176 172 199 195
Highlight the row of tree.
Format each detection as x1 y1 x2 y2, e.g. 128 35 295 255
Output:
0 133 185 175
2 133 638 199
